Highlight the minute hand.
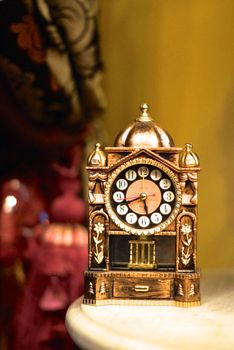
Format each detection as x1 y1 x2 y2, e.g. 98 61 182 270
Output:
124 195 141 203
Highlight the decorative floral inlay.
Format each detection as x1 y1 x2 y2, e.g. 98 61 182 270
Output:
180 223 193 266
181 223 192 235
181 224 192 246
181 247 192 266
93 222 104 264
94 222 105 234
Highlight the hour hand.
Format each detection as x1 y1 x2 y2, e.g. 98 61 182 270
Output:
143 199 148 214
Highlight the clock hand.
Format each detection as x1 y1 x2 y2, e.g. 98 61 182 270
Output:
142 175 145 192
146 193 156 198
122 193 156 202
143 199 148 214
124 195 141 203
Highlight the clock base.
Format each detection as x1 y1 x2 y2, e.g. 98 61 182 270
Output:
83 298 201 307
83 270 201 307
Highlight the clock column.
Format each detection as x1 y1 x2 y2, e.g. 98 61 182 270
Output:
174 143 200 303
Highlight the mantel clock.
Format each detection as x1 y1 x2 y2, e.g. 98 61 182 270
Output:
84 104 201 306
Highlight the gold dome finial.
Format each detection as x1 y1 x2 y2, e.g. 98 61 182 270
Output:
136 103 152 122
87 143 106 166
140 103 149 115
179 143 199 167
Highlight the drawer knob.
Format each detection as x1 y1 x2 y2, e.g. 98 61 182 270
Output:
134 285 150 292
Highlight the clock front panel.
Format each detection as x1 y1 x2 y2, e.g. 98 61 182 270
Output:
105 158 182 235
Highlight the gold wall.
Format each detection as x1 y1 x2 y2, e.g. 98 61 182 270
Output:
98 0 234 268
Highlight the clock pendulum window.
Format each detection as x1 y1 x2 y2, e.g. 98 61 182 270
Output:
84 104 201 306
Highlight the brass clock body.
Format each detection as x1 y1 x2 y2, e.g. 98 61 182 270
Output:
84 104 201 307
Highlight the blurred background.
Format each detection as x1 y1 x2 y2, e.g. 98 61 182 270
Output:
0 0 233 350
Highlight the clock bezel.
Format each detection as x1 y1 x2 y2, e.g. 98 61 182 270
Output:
104 157 182 235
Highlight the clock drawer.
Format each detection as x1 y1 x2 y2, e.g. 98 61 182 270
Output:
113 278 172 299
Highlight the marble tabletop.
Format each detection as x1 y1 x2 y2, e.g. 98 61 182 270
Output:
66 269 234 350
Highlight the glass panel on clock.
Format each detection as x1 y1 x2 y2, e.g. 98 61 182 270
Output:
110 235 130 269
110 235 176 271
155 236 176 271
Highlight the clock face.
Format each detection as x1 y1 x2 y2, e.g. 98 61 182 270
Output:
105 157 182 235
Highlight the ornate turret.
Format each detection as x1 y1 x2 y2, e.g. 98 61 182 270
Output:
179 143 199 168
87 143 106 167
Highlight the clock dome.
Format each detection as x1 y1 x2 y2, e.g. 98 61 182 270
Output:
114 104 175 148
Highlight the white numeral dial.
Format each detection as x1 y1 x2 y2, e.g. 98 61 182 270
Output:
151 212 162 224
117 204 128 215
159 178 171 190
163 191 175 202
138 216 150 228
113 191 124 203
160 203 172 215
138 166 149 178
150 169 162 181
126 212 137 224
125 170 137 181
116 179 128 190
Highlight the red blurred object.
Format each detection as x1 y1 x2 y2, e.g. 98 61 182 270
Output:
9 144 89 350
0 178 46 350
13 223 88 350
